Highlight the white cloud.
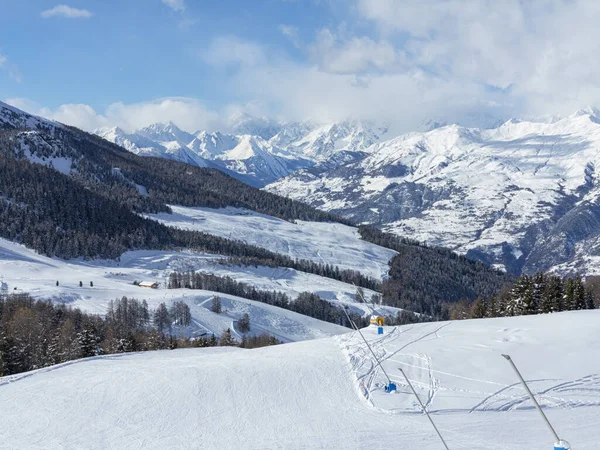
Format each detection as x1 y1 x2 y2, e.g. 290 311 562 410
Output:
0 54 22 83
5 97 222 134
194 0 600 129
353 0 600 117
161 0 186 13
104 98 220 132
41 4 93 19
279 25 301 48
203 36 266 67
310 29 400 74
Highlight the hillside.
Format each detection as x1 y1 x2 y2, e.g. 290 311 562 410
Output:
267 111 600 276
0 101 345 224
1 311 598 449
0 100 512 312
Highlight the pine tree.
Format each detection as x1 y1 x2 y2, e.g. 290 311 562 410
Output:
564 278 576 310
585 288 596 310
76 328 102 358
541 275 561 313
504 275 533 316
154 303 171 332
470 297 487 318
572 277 586 310
220 328 236 346
238 313 250 333
486 296 498 318
211 296 222 314
532 273 546 314
355 287 365 303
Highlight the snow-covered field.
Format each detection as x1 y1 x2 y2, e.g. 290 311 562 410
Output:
0 236 357 341
146 205 396 280
1 311 598 449
0 206 400 342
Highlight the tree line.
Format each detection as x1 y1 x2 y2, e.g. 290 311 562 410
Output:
168 271 421 327
358 225 514 317
0 142 377 290
447 272 598 320
0 294 280 377
219 256 381 291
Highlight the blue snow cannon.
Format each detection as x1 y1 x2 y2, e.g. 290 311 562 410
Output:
377 326 383 335
385 382 397 393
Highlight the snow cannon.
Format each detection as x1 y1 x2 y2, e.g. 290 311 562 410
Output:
378 326 384 335
385 383 397 393
554 440 571 450
370 315 384 327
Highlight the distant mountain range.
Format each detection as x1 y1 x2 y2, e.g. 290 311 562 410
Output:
8 98 600 276
94 117 388 187
267 109 600 275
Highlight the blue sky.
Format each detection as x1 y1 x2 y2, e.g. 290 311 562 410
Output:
2 1 600 133
0 1 338 108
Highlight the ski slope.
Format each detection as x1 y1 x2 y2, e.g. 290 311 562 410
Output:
0 237 356 342
146 205 396 280
1 311 598 449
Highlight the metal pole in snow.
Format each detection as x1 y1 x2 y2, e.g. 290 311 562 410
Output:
399 368 450 450
352 282 377 315
340 303 392 385
501 354 563 444
340 302 450 449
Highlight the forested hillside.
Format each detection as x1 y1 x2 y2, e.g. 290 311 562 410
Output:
1 103 515 309
359 225 514 315
0 120 348 223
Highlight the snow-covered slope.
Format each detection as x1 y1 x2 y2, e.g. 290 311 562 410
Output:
0 101 60 131
1 310 598 449
0 236 351 342
267 112 600 275
0 204 401 341
146 205 396 280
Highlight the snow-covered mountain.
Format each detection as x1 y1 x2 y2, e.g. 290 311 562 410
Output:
95 125 212 168
0 101 60 132
94 118 387 187
95 122 309 187
267 111 600 275
271 119 388 162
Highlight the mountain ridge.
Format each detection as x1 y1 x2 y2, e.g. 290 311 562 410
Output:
267 112 600 275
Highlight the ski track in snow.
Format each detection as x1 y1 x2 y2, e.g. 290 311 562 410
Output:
336 312 600 433
1 310 600 448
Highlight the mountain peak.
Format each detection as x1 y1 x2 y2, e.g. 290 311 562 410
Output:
136 121 194 144
228 112 282 140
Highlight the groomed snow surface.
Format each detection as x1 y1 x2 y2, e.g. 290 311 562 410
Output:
1 311 599 449
147 205 396 280
0 205 399 342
